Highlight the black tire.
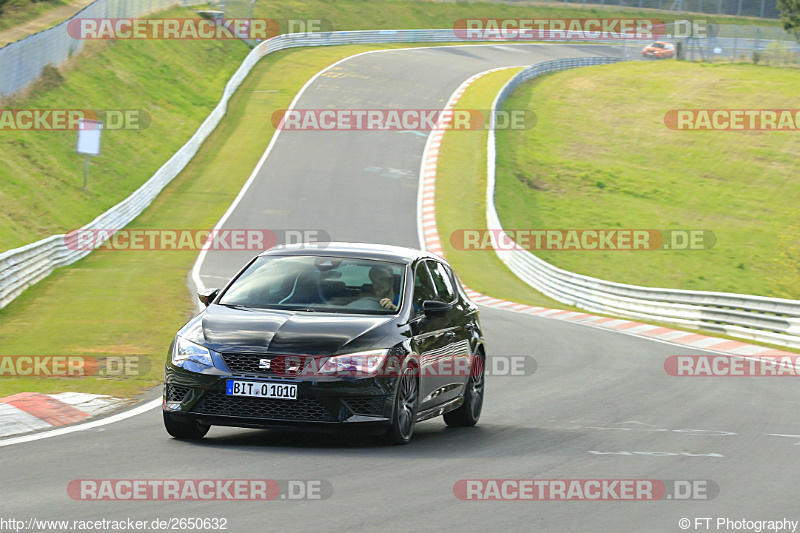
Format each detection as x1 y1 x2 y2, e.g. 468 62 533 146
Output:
163 411 210 440
383 365 419 445
444 351 485 427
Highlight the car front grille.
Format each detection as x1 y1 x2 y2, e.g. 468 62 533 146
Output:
343 397 387 417
220 353 321 377
220 353 271 375
190 391 337 422
166 384 191 403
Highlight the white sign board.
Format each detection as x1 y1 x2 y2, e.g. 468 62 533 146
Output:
77 119 102 156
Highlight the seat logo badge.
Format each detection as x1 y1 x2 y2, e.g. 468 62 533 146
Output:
258 359 271 370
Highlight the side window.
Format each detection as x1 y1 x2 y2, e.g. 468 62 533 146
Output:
413 262 437 316
427 261 455 303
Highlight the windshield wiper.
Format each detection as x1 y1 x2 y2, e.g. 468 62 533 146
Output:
219 303 252 310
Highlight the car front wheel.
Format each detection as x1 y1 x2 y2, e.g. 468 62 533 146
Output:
383 364 419 444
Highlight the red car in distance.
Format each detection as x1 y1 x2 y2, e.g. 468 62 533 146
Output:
642 41 676 59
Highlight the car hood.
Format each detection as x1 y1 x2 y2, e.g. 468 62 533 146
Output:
186 304 394 355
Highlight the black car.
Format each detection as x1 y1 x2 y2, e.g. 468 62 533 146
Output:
163 242 486 444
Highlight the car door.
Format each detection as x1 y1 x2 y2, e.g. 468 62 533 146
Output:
425 259 471 404
409 260 452 412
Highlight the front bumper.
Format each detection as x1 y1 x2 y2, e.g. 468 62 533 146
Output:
164 365 395 429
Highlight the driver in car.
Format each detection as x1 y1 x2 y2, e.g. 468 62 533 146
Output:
368 265 399 311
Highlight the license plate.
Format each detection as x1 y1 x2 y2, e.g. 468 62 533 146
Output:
226 380 297 400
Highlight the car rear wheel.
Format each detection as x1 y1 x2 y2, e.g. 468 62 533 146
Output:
383 365 419 445
163 411 210 440
444 352 485 427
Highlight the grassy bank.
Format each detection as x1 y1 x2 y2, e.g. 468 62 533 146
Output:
495 61 800 298
434 67 570 309
1 0 778 251
0 43 429 397
433 61 797 353
247 0 775 31
1 1 797 400
0 6 252 250
0 0 69 32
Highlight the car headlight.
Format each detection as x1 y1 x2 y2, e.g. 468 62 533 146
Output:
317 349 391 376
173 336 215 368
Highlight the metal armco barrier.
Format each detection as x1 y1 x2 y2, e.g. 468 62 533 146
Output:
0 29 493 310
2 28 799 349
3 20 798 97
486 58 800 349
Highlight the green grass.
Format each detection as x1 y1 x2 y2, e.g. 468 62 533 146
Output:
434 62 798 354
435 68 570 309
3 46 798 401
0 7 252 250
1 0 780 37
1 0 797 400
0 0 783 250
495 61 800 298
0 43 433 398
246 0 779 31
0 0 70 32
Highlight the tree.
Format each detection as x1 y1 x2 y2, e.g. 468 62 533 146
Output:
777 0 800 42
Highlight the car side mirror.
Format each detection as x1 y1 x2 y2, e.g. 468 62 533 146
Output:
422 300 451 317
198 288 220 307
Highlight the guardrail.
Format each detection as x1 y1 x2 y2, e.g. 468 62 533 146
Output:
3 28 799 348
486 58 800 349
4 15 799 97
0 29 521 309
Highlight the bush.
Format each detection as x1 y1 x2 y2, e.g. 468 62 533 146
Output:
31 64 65 93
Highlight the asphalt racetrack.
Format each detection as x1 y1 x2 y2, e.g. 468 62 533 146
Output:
2 44 798 533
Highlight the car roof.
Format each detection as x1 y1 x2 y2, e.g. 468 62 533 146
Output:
258 241 439 263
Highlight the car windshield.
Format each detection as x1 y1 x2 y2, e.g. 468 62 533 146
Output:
651 42 665 48
218 255 405 315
